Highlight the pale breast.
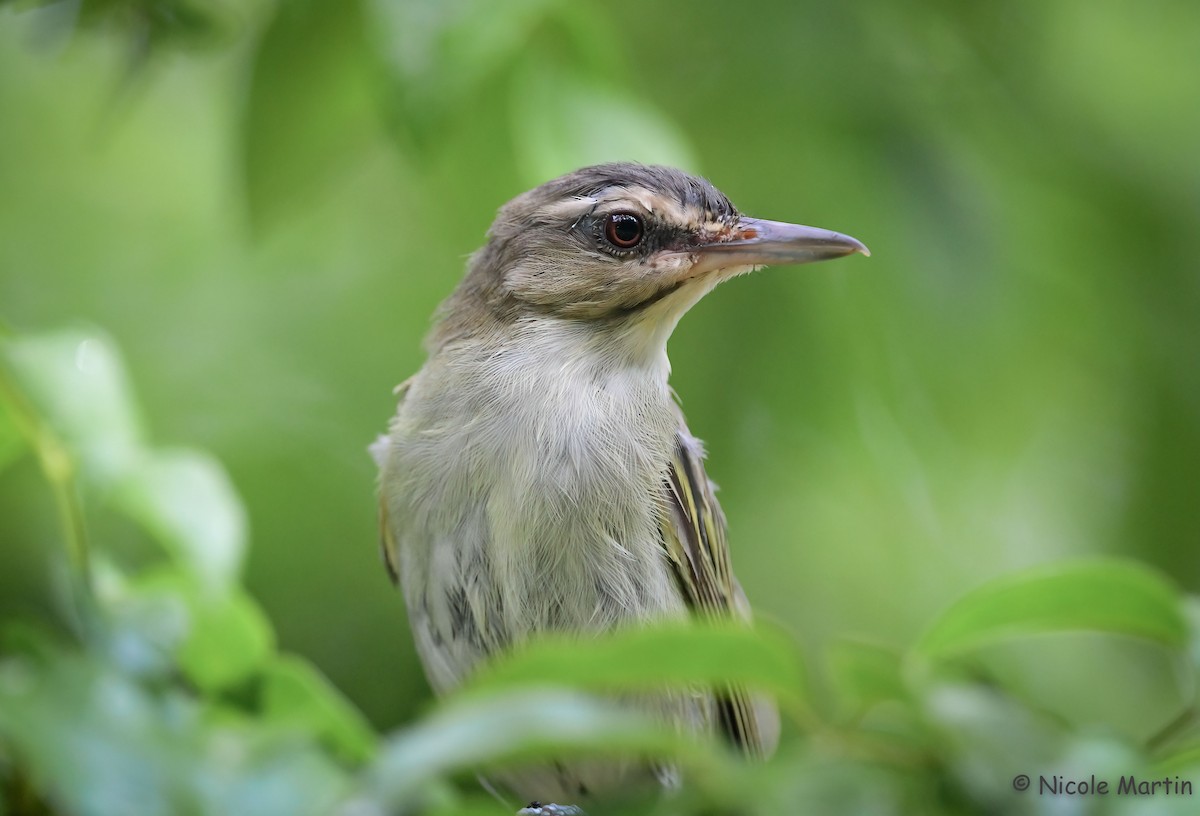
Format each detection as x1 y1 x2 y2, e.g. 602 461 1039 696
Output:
381 330 689 693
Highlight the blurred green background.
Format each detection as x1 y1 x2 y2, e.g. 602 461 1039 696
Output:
2 0 1198 752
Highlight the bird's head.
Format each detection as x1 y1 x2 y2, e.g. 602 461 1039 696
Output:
433 163 868 360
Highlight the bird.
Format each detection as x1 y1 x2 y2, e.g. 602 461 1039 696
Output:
374 162 867 809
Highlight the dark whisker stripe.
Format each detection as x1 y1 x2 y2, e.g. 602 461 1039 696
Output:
604 279 688 319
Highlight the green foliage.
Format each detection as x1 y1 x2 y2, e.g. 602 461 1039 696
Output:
363 688 712 810
4 324 1200 814
508 59 698 185
0 329 368 813
0 399 24 476
240 0 696 227
241 0 377 231
464 622 807 710
0 645 352 816
259 656 375 765
916 559 1189 656
0 0 240 65
113 451 246 591
4 329 145 488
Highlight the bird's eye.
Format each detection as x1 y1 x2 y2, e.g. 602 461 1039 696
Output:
603 213 644 249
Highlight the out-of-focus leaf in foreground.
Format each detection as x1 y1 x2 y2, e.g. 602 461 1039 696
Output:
917 558 1188 657
261 655 376 764
466 621 808 714
113 449 246 590
1 328 247 590
0 326 366 815
825 639 908 717
2 328 145 487
0 646 350 816
0 397 24 475
356 687 719 809
90 566 273 692
146 571 274 693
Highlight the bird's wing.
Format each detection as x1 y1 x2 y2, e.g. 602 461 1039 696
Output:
377 377 412 586
659 425 779 758
380 495 401 586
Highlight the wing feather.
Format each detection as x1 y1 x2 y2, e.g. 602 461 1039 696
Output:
660 424 778 758
377 378 412 586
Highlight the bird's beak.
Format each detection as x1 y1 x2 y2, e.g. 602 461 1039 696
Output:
694 216 869 274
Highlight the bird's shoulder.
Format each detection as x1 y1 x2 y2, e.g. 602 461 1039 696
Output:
659 421 738 616
658 411 779 758
376 376 414 585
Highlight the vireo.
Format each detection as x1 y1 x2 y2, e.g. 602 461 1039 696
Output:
374 163 867 810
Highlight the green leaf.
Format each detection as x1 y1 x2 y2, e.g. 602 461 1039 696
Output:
242 0 378 231
919 682 1069 802
113 448 247 590
826 639 907 715
0 620 62 665
69 0 238 55
0 645 350 816
189 716 352 816
129 570 274 692
0 649 193 815
916 559 1188 658
465 621 807 711
0 397 25 475
509 59 699 187
1155 738 1200 777
368 0 564 150
363 687 718 807
177 585 274 693
1184 596 1200 674
261 655 376 763
1 328 145 487
99 563 191 679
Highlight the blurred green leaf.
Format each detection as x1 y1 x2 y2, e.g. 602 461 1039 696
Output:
72 0 240 53
130 570 274 692
0 648 196 815
1184 596 1200 675
0 645 350 816
920 682 1068 804
242 0 377 231
826 639 907 716
260 655 376 764
177 584 273 693
917 559 1188 658
98 560 191 679
1156 739 1200 776
113 448 246 590
425 795 518 816
187 716 352 816
0 398 24 475
0 621 62 665
465 621 807 712
367 0 563 150
509 59 699 186
361 687 718 807
1 328 144 487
